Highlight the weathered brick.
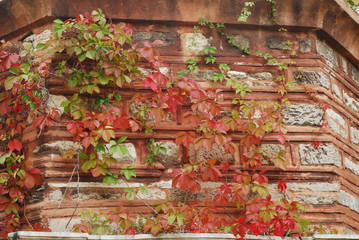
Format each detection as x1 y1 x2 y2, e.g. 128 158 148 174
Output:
282 104 323 126
132 32 176 46
344 92 359 112
344 158 359 175
326 109 348 139
156 142 181 167
293 70 329 89
351 126 359 145
299 143 341 167
33 141 83 156
189 143 234 163
339 191 359 213
316 40 338 67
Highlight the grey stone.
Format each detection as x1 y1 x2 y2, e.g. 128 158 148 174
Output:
293 70 329 89
230 35 250 48
326 109 348 139
156 142 181 167
183 33 212 51
352 65 359 84
137 188 166 200
287 183 339 192
338 190 359 213
261 144 285 165
342 57 349 74
49 189 63 202
344 92 359 112
98 143 137 163
71 189 122 200
132 32 176 46
227 71 247 79
49 181 142 189
282 104 323 126
299 143 341 167
297 193 336 205
350 126 359 145
189 143 234 163
316 40 338 67
299 38 312 52
344 158 359 175
46 94 67 114
24 29 51 49
267 36 286 50
332 83 341 98
27 185 45 204
188 70 217 81
248 72 273 80
149 180 172 189
170 189 206 201
33 141 83 156
48 218 81 232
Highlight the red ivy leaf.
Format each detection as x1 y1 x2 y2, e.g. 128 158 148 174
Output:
311 141 321 148
8 140 22 152
277 180 287 192
143 74 159 92
175 131 196 148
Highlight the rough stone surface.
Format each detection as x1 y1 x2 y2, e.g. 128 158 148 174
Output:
170 189 206 201
326 109 348 139
267 36 286 49
111 143 136 163
332 83 341 98
33 141 83 156
137 189 166 200
299 143 341 167
48 181 142 188
261 144 285 165
248 72 273 80
316 40 338 67
299 38 312 52
189 143 234 163
188 70 217 81
149 180 172 189
156 142 181 167
183 33 212 51
339 190 359 213
293 70 329 89
49 189 63 202
46 94 67 114
345 158 359 176
344 92 359 112
72 189 122 200
132 32 176 46
287 183 339 192
48 218 81 232
350 126 359 145
297 193 336 205
230 35 250 48
27 185 45 204
342 57 349 74
227 71 247 79
352 65 359 84
282 104 323 126
24 29 51 48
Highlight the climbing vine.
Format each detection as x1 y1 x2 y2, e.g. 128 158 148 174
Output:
0 6 318 240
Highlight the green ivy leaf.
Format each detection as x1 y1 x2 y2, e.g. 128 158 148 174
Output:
121 166 136 180
103 176 118 184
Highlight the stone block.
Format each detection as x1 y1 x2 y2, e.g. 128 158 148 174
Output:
293 70 329 89
230 35 250 48
49 189 63 202
316 40 338 67
156 142 181 167
352 65 359 84
188 70 217 81
287 183 339 192
326 109 348 139
33 141 83 156
248 72 273 80
299 38 312 52
149 180 172 189
267 36 286 50
183 33 212 51
132 32 176 46
344 158 359 176
342 57 349 74
297 193 336 205
261 144 285 165
46 94 67 114
350 126 359 145
48 218 81 232
227 71 247 79
170 189 206 201
282 104 323 126
24 29 51 49
344 92 359 112
137 188 166 200
331 83 341 98
189 143 234 163
27 185 45 204
299 143 341 167
129 102 173 122
338 190 359 213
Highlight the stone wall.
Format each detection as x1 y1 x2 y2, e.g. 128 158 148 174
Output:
1 0 359 236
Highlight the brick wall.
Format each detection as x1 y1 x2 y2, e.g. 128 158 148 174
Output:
1 0 359 235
